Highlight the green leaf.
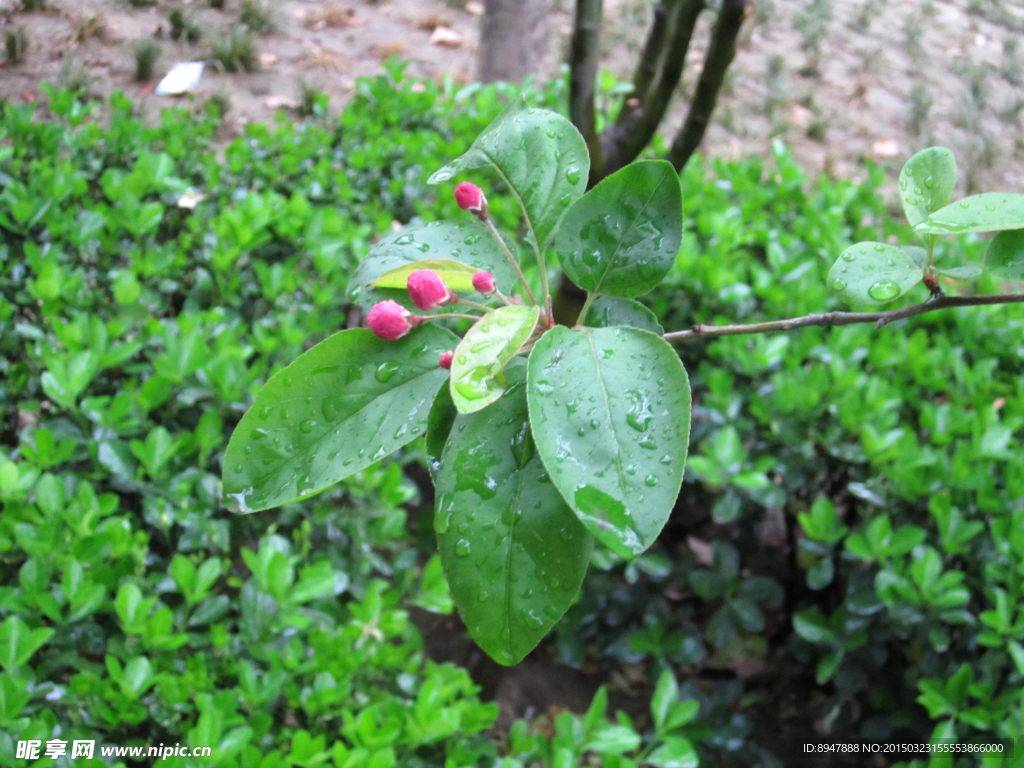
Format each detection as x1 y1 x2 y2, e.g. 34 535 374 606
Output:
986 229 1024 280
426 385 457 484
527 326 692 558
647 737 699 768
556 161 682 298
223 326 457 513
584 296 664 334
933 265 981 279
370 259 487 292
585 725 641 754
651 670 678 730
916 193 1024 235
827 242 923 306
347 220 519 311
435 361 594 666
427 96 589 254
793 609 836 644
898 147 956 228
0 617 54 673
449 305 539 414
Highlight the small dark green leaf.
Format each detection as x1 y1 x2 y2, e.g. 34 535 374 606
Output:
584 296 663 334
986 229 1024 280
527 326 692 558
223 326 457 512
449 305 539 414
793 609 836 644
916 193 1024 235
827 242 923 306
426 385 457 483
436 361 593 666
347 221 518 311
369 259 485 292
556 161 682 298
427 97 589 254
898 147 956 228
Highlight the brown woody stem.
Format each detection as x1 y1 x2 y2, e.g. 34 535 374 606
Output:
663 294 1024 343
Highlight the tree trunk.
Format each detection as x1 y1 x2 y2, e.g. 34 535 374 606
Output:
478 0 551 83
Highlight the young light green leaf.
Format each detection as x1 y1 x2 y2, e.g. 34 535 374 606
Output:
370 259 486 292
584 296 664 334
223 326 457 513
347 220 518 310
827 242 923 306
427 97 589 254
556 161 682 298
651 669 679 729
916 193 1024 235
527 326 692 558
0 617 54 673
898 147 956 227
986 229 1024 280
449 305 539 414
436 361 594 666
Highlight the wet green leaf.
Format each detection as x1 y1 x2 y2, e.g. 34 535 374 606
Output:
916 193 1024 235
449 305 539 414
347 220 518 311
986 229 1024 280
435 361 593 665
827 242 923 306
370 258 486 292
223 326 457 512
898 147 956 228
527 326 691 558
556 161 682 297
427 96 589 254
584 296 664 334
933 265 981 279
426 385 457 483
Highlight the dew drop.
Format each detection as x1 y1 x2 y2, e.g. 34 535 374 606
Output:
645 474 659 487
455 539 472 557
299 419 316 433
375 360 401 383
565 167 581 184
831 278 847 291
867 279 900 301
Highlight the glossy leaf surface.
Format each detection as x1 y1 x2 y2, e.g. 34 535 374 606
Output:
449 305 539 414
916 193 1024 235
223 326 456 512
899 147 956 228
986 229 1024 280
585 296 664 334
347 220 517 310
427 97 589 254
370 259 484 292
435 361 593 665
556 161 682 298
527 326 691 558
827 242 923 306
425 385 457 483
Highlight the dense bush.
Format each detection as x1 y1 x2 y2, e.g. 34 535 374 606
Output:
1 60 1021 768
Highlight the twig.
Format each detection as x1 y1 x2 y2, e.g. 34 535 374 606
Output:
666 0 751 170
483 216 539 307
569 0 604 179
662 293 1024 343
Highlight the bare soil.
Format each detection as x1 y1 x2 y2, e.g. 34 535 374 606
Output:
3 0 1024 199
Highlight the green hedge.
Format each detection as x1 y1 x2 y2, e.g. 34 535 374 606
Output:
1 61 1021 768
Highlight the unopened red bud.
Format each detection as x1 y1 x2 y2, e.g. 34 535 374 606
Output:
454 182 488 220
438 350 454 369
367 300 416 341
407 269 455 311
471 270 496 294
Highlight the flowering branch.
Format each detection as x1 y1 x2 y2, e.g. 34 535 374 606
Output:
663 293 1024 343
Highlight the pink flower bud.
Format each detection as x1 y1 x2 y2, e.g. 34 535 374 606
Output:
454 182 488 220
438 350 454 369
407 269 455 311
471 270 496 294
367 300 416 341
